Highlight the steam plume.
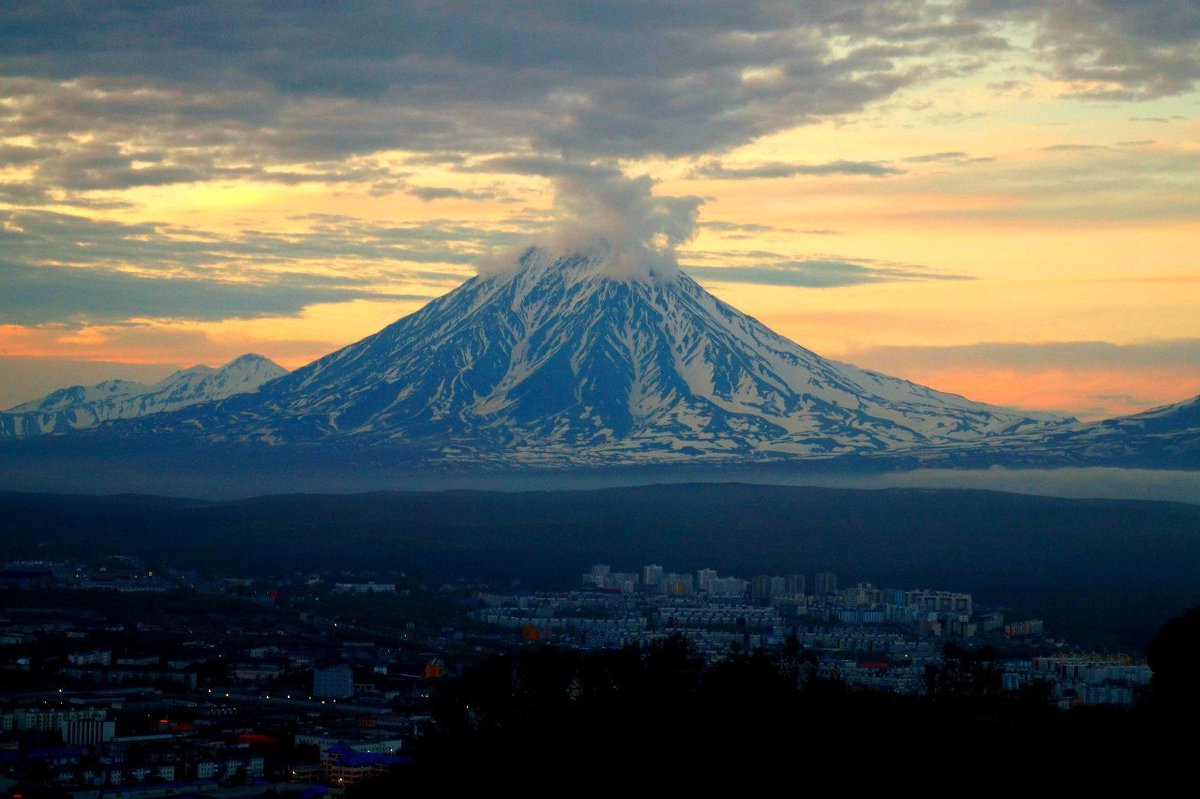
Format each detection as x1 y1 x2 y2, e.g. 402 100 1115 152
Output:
477 165 702 282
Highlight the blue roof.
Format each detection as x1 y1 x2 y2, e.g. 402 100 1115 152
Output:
325 742 406 767
0 746 84 763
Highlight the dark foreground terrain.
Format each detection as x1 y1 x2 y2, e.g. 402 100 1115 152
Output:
4 483 1200 648
394 632 1197 788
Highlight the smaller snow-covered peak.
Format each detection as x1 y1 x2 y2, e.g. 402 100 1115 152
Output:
1090 392 1200 434
163 364 217 381
208 353 288 398
227 353 275 367
95 378 142 394
0 353 288 437
5 379 147 414
1116 393 1200 421
147 354 287 401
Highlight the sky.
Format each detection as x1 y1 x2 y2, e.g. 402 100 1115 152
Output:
0 1 1197 419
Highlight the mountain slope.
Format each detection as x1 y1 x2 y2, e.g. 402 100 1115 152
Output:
0 354 287 437
1099 394 1200 434
123 248 1070 463
918 392 1200 468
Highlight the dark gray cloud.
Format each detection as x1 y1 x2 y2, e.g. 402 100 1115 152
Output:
904 151 969 162
702 221 782 233
987 79 1030 92
684 259 970 288
0 209 553 324
699 221 843 237
903 151 994 164
1040 143 1107 152
462 156 623 180
971 1 1200 99
0 0 1061 200
0 1 1187 208
691 159 903 179
406 186 500 202
0 144 56 165
0 261 430 326
0 210 524 277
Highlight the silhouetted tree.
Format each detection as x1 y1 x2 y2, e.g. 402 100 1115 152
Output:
1146 604 1200 712
928 641 1002 702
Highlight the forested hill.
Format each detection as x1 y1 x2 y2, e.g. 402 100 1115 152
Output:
3 484 1200 648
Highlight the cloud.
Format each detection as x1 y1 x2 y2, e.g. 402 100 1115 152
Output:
0 0 1026 204
889 146 1200 223
701 220 843 238
902 151 993 164
974 0 1200 100
0 143 56 165
684 259 971 288
0 1 1190 211
476 163 703 282
0 2 1192 187
849 339 1200 372
691 159 903 179
0 209 523 276
406 185 499 202
702 221 782 234
0 261 431 326
1040 143 1107 152
462 156 623 180
0 209 561 325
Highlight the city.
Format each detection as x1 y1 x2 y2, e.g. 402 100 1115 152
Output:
1 551 1157 796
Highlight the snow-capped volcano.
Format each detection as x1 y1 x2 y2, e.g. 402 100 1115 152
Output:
0 354 287 437
133 247 1071 464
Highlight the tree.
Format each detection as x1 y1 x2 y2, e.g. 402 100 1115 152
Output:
1146 604 1200 712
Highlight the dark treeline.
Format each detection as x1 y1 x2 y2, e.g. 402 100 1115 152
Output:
374 615 1200 789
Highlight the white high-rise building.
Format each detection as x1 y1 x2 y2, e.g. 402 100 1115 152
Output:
643 564 664 586
62 718 115 746
313 664 354 699
814 572 838 596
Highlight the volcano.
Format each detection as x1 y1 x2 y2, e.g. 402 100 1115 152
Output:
106 247 1070 465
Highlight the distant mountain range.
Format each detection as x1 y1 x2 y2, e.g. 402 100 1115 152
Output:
0 354 286 437
0 248 1196 478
